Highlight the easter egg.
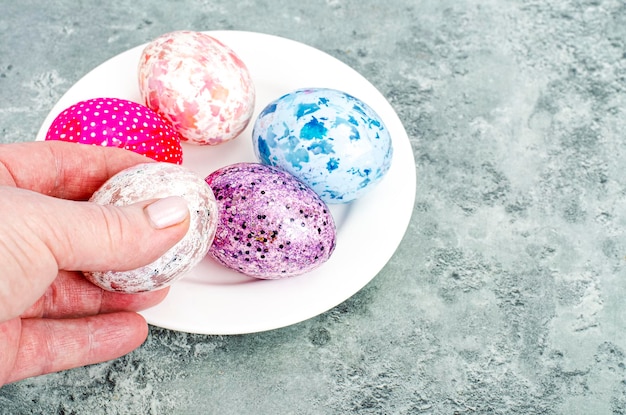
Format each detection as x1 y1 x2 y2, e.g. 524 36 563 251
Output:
45 97 183 164
205 162 336 279
84 163 218 293
138 30 255 145
252 88 393 203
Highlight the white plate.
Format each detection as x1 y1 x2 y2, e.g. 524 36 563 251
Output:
37 31 416 335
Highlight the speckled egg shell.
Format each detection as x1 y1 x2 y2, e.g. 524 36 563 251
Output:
252 88 393 203
138 31 255 145
205 162 336 279
45 97 183 164
84 163 218 293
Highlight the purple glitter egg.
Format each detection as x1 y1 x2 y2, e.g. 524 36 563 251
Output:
205 162 337 279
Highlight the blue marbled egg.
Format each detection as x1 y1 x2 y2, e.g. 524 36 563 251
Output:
252 88 393 203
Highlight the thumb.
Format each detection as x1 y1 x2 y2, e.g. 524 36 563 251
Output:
0 188 190 321
46 196 190 272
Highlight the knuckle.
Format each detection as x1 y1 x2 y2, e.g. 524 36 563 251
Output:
90 204 132 257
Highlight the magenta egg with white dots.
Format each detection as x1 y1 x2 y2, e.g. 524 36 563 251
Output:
205 162 337 279
45 97 183 164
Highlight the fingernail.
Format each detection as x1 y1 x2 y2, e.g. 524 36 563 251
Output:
145 196 189 229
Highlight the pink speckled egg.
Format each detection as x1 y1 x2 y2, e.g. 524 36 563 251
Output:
138 31 255 145
85 163 219 293
45 97 183 164
205 162 336 279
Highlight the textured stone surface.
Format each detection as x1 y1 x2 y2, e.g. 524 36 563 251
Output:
2 0 626 413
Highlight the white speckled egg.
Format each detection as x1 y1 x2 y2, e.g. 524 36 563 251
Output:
205 162 336 279
84 162 218 293
252 88 393 203
138 30 255 145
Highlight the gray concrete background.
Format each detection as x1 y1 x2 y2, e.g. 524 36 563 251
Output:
2 0 626 413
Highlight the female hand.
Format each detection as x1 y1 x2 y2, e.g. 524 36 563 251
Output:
0 141 189 386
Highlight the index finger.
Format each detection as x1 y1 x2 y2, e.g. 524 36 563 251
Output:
0 141 152 200
22 271 169 319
